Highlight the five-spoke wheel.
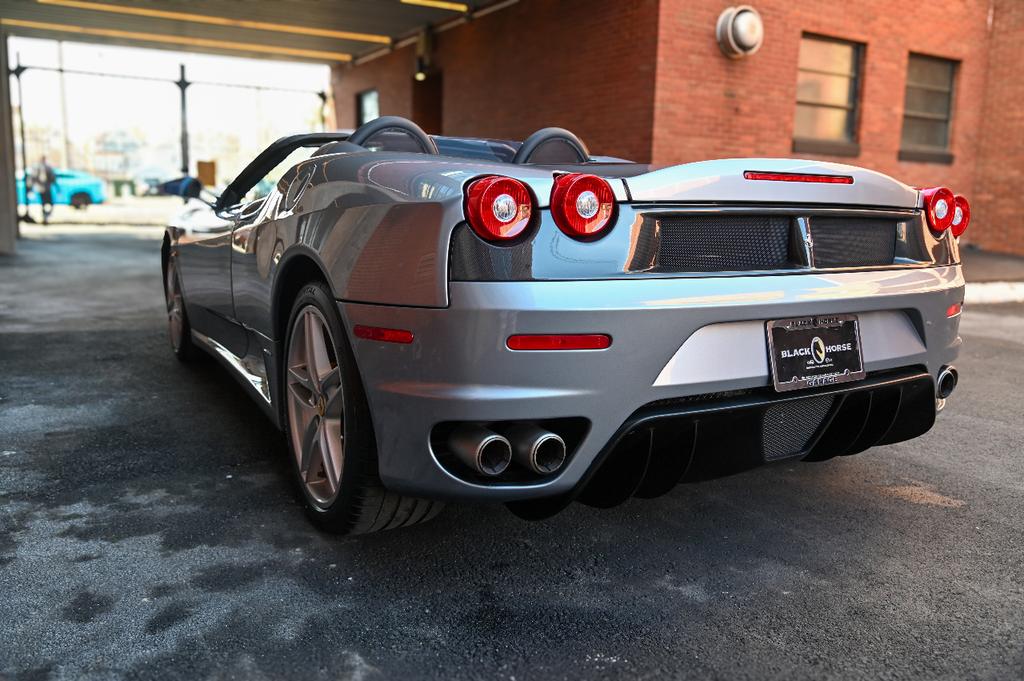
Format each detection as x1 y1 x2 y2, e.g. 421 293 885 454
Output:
286 306 346 506
164 258 195 361
281 281 443 534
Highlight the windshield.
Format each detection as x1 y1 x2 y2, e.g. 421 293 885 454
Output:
433 136 520 163
245 147 315 203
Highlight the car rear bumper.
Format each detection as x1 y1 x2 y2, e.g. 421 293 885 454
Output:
340 265 963 502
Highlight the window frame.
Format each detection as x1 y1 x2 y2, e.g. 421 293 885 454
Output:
898 52 958 164
355 88 380 127
792 33 864 158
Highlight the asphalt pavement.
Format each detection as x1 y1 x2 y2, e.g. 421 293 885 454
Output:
1 229 1022 680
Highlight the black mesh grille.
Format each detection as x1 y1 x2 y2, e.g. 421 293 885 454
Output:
654 215 794 272
627 223 659 271
449 211 911 281
761 395 835 461
811 217 896 268
646 389 754 408
449 225 534 280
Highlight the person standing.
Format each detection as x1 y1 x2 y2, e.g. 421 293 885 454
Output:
31 156 57 225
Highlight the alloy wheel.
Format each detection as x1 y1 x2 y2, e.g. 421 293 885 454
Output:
286 306 345 506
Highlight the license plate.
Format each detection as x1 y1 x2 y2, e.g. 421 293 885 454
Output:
766 314 865 392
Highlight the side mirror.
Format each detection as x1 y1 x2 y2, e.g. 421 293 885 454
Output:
158 176 202 199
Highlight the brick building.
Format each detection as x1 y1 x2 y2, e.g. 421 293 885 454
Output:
332 0 1023 256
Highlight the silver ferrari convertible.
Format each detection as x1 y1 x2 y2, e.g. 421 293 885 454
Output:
162 116 967 534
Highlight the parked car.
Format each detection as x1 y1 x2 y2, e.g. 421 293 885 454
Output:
134 166 179 196
17 169 106 209
162 116 967 535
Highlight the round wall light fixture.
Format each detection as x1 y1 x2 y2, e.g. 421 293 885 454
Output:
716 5 764 59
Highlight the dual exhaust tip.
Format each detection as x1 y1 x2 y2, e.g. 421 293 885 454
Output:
937 365 959 400
448 423 566 477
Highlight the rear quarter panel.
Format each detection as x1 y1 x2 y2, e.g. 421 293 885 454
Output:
233 152 561 339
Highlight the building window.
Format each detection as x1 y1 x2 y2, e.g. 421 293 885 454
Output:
899 54 957 164
793 35 862 156
356 89 380 126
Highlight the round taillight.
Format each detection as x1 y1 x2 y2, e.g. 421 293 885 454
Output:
465 176 533 242
951 195 970 238
921 186 955 233
550 173 615 240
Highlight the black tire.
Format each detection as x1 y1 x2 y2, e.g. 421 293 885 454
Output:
282 281 443 535
70 193 91 209
164 257 198 362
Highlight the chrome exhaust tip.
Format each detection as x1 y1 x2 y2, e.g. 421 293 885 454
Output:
937 365 959 400
448 425 512 476
504 424 567 475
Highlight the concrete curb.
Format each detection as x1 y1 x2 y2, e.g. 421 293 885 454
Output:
964 282 1024 304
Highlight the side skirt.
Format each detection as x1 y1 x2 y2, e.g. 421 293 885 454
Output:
191 329 281 428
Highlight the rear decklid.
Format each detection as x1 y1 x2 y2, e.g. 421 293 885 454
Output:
623 158 918 209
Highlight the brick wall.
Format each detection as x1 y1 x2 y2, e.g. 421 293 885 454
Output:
973 0 1023 255
332 46 416 129
332 0 1020 254
333 0 659 162
653 1 990 204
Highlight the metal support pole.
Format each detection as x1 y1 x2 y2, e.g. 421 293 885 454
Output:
57 41 72 168
175 64 190 175
12 56 32 226
0 32 19 253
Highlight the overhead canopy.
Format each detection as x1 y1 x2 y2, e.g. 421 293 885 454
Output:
0 0 514 64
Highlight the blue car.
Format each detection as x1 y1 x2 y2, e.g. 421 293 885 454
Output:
16 169 106 209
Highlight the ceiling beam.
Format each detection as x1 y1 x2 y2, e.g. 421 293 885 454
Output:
399 0 470 11
35 0 392 45
0 18 353 62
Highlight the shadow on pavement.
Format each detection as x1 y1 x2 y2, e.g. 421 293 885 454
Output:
1 232 1022 680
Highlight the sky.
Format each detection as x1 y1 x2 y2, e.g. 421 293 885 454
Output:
7 37 331 180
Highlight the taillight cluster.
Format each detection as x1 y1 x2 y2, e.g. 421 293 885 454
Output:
921 186 970 238
464 176 533 241
550 173 615 239
464 173 616 243
950 195 970 239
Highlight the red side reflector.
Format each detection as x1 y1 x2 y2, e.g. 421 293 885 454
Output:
946 303 962 318
743 171 854 184
506 334 612 351
353 325 414 344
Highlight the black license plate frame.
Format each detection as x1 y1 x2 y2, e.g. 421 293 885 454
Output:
766 314 865 392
